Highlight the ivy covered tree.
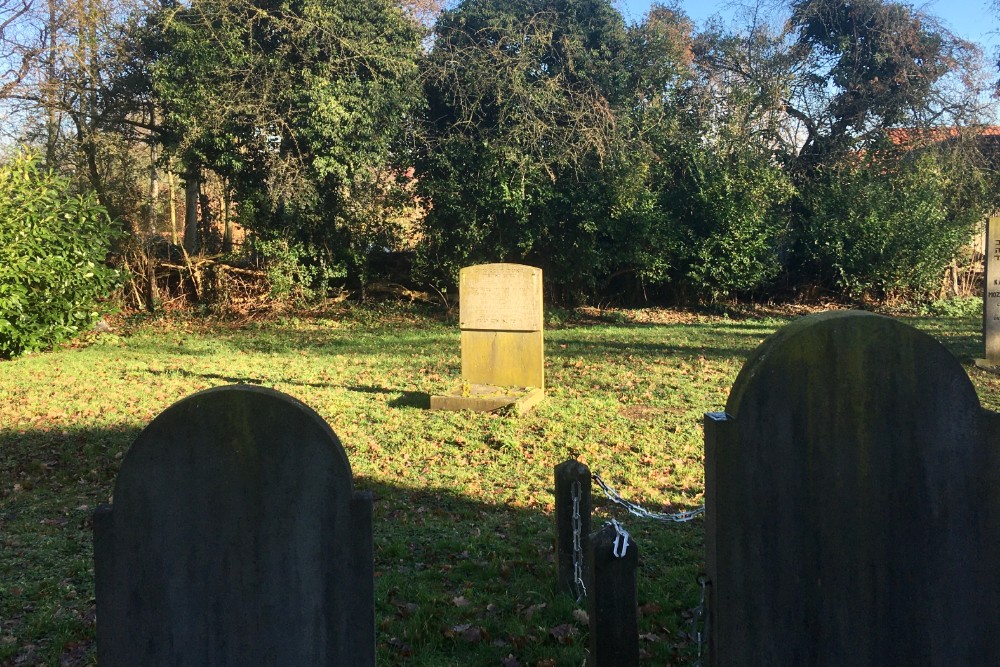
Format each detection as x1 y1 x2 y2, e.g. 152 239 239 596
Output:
417 0 708 300
641 8 795 302
683 0 993 301
786 0 986 168
143 0 424 288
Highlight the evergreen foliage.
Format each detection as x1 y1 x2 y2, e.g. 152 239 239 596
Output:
794 150 986 300
145 0 425 287
0 152 121 357
0 0 991 307
416 0 637 299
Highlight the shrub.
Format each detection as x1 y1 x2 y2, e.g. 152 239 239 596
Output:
793 152 982 301
668 146 794 301
0 152 122 357
248 236 343 304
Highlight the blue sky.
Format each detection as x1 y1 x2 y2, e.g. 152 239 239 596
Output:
614 1 997 50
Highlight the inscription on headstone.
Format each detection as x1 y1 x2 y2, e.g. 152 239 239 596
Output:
984 216 1000 363
94 385 375 666
704 311 1000 665
459 263 543 332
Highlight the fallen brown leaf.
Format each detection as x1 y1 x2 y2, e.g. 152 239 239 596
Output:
461 625 487 643
522 603 546 620
549 623 577 645
639 601 662 617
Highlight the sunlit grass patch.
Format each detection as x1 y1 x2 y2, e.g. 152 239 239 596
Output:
0 303 990 665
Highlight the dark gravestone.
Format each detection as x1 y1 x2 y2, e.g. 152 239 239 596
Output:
94 385 374 666
705 311 1000 666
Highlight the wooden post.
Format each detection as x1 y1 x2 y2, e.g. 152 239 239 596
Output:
554 459 591 599
587 521 639 667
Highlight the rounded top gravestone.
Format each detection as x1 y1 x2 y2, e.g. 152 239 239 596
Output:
94 384 374 666
706 310 1000 666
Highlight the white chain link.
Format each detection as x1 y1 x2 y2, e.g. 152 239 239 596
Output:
592 473 705 523
691 575 708 666
570 480 587 601
608 518 631 558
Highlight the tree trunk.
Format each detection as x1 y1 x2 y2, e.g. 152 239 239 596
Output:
198 180 213 253
184 168 200 254
143 121 160 312
144 251 157 312
148 109 159 234
45 0 59 167
167 167 178 248
222 180 233 253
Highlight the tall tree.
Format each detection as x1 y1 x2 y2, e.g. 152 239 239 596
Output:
0 0 158 228
144 0 424 282
785 0 986 167
417 0 640 297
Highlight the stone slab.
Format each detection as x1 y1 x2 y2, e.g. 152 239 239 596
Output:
459 263 543 332
461 329 544 389
430 384 544 414
94 385 375 666
974 358 1000 373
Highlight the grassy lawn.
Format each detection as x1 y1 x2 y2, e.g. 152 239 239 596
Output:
1 303 996 666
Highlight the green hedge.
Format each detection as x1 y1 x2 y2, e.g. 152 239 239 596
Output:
793 152 981 301
0 152 122 357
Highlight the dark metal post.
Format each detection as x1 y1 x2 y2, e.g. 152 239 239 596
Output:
554 459 591 599
587 521 639 667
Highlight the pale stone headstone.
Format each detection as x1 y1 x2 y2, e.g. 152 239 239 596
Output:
431 263 545 413
704 311 1000 665
94 385 375 666
982 215 1000 364
460 263 544 388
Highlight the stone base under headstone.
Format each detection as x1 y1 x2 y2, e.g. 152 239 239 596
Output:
429 383 544 414
974 358 1000 374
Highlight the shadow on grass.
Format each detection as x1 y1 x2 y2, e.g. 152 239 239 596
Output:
545 332 777 362
145 369 431 408
1 424 706 667
351 385 430 409
566 311 790 329
148 367 331 388
549 313 986 365
127 326 455 358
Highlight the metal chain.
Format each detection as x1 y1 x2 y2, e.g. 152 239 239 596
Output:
570 480 587 601
608 518 630 558
691 574 708 666
592 473 705 523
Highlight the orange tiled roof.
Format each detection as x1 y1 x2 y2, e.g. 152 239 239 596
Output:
886 126 1000 147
